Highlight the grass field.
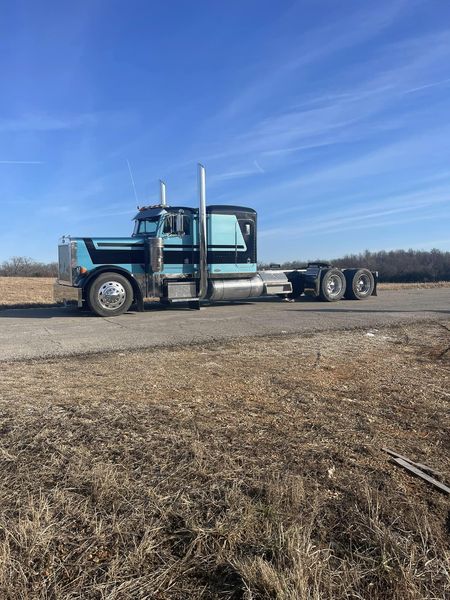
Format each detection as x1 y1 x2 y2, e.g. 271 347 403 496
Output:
0 321 448 598
0 276 449 309
0 277 55 308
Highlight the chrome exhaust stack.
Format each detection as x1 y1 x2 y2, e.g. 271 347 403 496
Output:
197 163 208 299
159 180 167 207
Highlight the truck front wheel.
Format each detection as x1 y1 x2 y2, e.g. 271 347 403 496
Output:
87 272 134 317
319 268 346 301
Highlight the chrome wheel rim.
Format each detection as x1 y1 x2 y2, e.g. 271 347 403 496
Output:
98 281 126 310
355 274 371 296
326 274 343 298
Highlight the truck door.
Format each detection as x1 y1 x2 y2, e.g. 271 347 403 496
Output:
161 210 193 274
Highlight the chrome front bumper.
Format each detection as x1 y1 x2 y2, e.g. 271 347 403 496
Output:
53 281 83 307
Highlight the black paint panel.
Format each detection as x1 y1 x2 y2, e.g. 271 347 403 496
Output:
83 238 256 266
84 239 145 265
97 242 144 248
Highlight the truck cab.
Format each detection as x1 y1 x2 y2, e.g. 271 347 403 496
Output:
54 191 275 316
133 204 257 275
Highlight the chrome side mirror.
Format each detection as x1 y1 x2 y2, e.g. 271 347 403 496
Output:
176 210 185 236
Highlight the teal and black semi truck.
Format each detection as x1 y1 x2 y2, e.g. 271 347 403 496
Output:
54 165 377 317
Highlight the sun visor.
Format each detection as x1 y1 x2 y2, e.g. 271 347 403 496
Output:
132 207 168 220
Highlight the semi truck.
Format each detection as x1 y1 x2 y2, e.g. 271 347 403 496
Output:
54 164 377 317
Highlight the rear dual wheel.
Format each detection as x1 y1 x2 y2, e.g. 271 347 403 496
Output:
344 269 375 300
319 268 346 301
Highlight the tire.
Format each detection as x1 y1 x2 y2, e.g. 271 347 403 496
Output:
319 268 346 302
344 269 374 300
87 272 134 317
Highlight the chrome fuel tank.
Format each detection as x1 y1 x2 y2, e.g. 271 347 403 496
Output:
207 271 292 301
207 276 264 301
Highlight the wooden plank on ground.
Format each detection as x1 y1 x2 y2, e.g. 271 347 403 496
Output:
382 447 442 477
392 457 450 495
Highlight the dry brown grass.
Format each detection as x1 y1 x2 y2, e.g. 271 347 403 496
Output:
0 277 55 308
0 322 449 598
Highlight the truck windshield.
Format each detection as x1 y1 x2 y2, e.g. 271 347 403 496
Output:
134 218 159 235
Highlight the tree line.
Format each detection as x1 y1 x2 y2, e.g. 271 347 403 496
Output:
262 249 450 283
0 256 58 277
1 249 450 282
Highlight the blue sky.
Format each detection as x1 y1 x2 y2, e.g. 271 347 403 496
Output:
1 0 450 263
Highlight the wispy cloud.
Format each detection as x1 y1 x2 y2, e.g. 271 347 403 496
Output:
210 169 257 182
0 160 43 165
253 159 264 173
210 160 266 183
72 208 136 222
202 27 450 169
286 125 450 189
0 109 136 134
0 113 98 133
259 184 450 239
401 77 450 95
221 0 410 119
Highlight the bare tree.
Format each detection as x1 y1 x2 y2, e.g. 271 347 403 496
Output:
260 249 450 283
0 257 58 277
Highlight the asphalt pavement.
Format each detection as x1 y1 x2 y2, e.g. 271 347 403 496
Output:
0 288 449 361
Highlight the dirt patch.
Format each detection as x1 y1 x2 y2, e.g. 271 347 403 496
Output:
0 322 449 598
0 277 55 308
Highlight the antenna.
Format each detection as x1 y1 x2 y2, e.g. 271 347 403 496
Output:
126 159 139 205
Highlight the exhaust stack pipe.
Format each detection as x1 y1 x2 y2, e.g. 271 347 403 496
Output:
197 164 208 299
159 180 167 207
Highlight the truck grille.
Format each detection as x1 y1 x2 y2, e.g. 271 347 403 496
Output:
58 243 73 285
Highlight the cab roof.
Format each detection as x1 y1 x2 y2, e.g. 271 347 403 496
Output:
134 204 256 220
